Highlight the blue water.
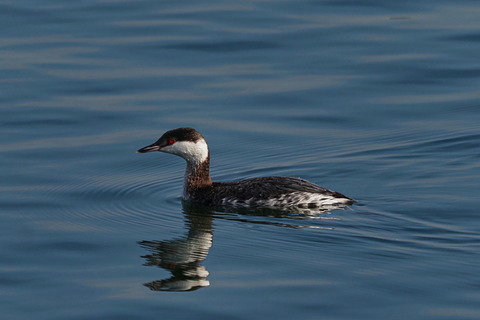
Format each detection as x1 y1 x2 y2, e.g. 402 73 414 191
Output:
1 1 480 319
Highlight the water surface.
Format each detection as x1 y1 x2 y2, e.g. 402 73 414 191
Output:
1 1 480 319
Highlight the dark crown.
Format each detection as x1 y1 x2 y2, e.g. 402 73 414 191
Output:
159 127 205 143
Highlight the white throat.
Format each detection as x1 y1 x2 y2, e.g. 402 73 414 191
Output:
161 139 210 200
161 139 209 165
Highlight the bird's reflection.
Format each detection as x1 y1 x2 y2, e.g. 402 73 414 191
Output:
139 201 350 291
139 202 214 292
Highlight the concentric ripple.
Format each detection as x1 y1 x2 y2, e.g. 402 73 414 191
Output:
50 158 187 233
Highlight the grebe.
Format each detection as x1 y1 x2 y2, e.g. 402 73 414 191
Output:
137 128 353 210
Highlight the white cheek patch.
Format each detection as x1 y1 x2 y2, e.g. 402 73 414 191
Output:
162 139 209 164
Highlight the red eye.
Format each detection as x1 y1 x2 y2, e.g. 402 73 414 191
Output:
167 139 175 145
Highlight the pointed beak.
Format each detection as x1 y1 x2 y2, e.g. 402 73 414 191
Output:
137 143 162 153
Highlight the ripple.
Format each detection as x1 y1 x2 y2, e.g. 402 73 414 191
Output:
45 157 186 233
164 40 280 52
211 211 340 230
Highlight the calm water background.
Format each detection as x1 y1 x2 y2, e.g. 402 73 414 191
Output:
1 1 480 319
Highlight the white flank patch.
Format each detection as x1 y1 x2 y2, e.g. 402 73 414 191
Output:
161 139 209 164
222 192 351 208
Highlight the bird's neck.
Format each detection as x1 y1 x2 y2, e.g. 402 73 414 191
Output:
183 155 213 199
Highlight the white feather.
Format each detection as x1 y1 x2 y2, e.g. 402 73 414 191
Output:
161 139 209 165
